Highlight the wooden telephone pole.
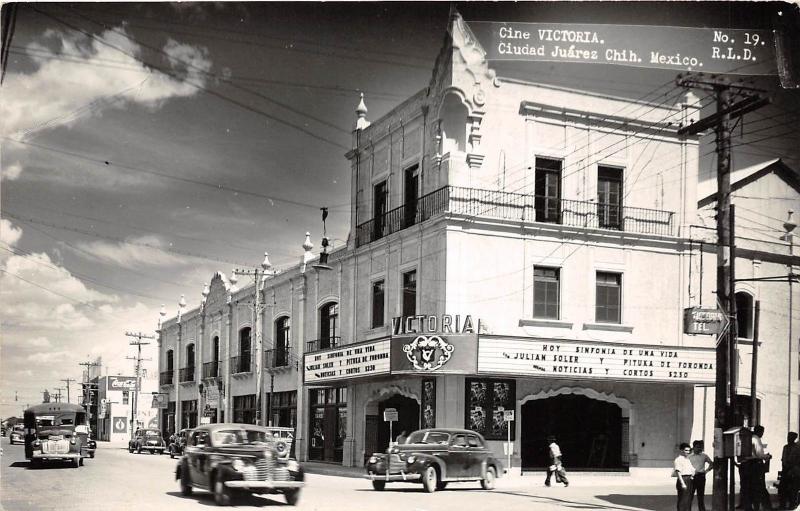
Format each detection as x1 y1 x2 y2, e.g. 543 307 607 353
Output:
677 73 769 511
126 331 154 432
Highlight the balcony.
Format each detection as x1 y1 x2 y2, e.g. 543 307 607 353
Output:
306 336 341 354
159 370 174 386
355 186 675 247
264 348 291 369
179 366 195 383
202 361 219 379
230 355 252 374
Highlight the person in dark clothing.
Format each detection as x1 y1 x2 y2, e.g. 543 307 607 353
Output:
689 440 713 511
545 435 569 487
779 432 800 510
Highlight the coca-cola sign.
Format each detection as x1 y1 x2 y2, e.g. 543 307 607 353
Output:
107 376 137 391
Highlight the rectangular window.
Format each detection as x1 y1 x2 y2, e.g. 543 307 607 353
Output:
534 157 561 223
270 391 297 428
404 165 420 228
373 180 388 240
372 279 385 328
465 378 516 441
402 270 417 318
233 394 257 424
533 267 560 319
596 272 622 323
598 166 623 229
122 391 129 405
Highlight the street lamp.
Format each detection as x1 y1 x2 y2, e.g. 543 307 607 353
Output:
782 210 796 434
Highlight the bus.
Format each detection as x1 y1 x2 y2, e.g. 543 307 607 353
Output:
24 402 90 468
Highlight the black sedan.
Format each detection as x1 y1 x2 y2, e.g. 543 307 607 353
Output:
176 423 304 506
365 428 503 492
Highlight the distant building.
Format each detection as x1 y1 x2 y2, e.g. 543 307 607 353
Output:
95 373 159 442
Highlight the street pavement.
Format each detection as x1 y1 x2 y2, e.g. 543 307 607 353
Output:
1 435 711 511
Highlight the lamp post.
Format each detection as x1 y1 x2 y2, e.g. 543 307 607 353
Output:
783 210 797 434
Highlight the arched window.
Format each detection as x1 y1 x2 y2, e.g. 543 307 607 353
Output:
238 327 252 372
735 291 754 340
186 343 195 369
320 302 339 349
213 336 220 362
440 93 468 154
275 317 290 367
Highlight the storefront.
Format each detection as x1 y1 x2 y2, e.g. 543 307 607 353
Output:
303 315 716 471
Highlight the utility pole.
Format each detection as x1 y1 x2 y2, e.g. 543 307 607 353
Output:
60 378 75 404
80 360 101 430
233 253 273 426
677 73 770 511
126 331 154 434
53 387 65 403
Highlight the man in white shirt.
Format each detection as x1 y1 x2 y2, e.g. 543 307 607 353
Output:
545 435 569 487
675 442 696 511
689 440 713 511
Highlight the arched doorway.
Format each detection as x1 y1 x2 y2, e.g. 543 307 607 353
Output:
364 393 419 463
522 394 627 471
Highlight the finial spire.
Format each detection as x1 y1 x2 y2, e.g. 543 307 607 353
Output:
356 93 370 130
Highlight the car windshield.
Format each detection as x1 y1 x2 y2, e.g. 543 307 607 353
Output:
407 431 450 445
212 429 271 446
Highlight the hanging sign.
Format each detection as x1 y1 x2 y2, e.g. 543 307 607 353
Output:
683 307 729 335
468 21 776 75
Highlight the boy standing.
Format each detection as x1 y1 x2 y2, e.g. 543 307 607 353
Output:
689 440 713 511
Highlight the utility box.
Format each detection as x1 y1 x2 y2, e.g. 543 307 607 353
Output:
723 427 752 458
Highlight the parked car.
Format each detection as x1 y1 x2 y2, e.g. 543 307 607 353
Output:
265 427 294 460
365 428 503 493
128 428 166 454
168 428 192 459
9 425 24 445
175 423 304 506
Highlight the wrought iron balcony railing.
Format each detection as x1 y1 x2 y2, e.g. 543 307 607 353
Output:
264 348 290 369
230 355 252 374
355 185 674 247
159 370 174 386
305 336 341 354
179 366 195 383
202 361 219 379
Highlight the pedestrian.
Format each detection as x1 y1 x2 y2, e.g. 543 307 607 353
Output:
689 440 713 511
751 425 774 511
779 432 800 509
674 442 695 511
396 430 408 445
545 435 569 487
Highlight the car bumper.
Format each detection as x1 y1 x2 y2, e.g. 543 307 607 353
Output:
143 446 164 451
224 480 304 490
365 471 422 482
32 453 82 460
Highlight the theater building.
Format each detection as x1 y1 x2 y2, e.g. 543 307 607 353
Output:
156 12 797 477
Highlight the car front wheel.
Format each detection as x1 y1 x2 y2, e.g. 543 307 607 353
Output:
371 480 386 491
214 478 232 506
180 462 193 496
421 466 438 493
481 466 496 490
284 488 301 506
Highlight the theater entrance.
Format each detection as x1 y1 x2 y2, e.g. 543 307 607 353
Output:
521 394 627 471
364 394 419 462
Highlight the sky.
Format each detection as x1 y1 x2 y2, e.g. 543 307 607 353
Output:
1 1 798 420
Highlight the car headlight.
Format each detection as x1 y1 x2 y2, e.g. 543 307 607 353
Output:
406 455 416 464
70 437 76 445
286 459 300 472
368 456 378 464
231 458 247 471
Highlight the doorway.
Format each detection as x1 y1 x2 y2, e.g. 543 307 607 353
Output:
521 394 625 471
365 394 419 456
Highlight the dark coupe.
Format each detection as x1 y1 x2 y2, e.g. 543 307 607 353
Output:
366 428 503 492
176 423 304 506
129 428 166 454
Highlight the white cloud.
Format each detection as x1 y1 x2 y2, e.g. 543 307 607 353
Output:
2 162 22 181
1 27 212 139
0 219 23 247
73 235 189 268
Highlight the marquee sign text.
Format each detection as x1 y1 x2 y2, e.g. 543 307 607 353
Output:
304 340 390 384
478 337 715 383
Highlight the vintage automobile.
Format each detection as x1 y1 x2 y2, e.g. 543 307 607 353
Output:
265 427 294 460
168 428 192 459
9 425 24 445
175 423 304 506
365 428 503 493
129 428 166 454
24 403 89 468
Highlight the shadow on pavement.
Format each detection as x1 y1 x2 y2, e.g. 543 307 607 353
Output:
165 490 287 507
596 494 676 511
490 490 643 510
